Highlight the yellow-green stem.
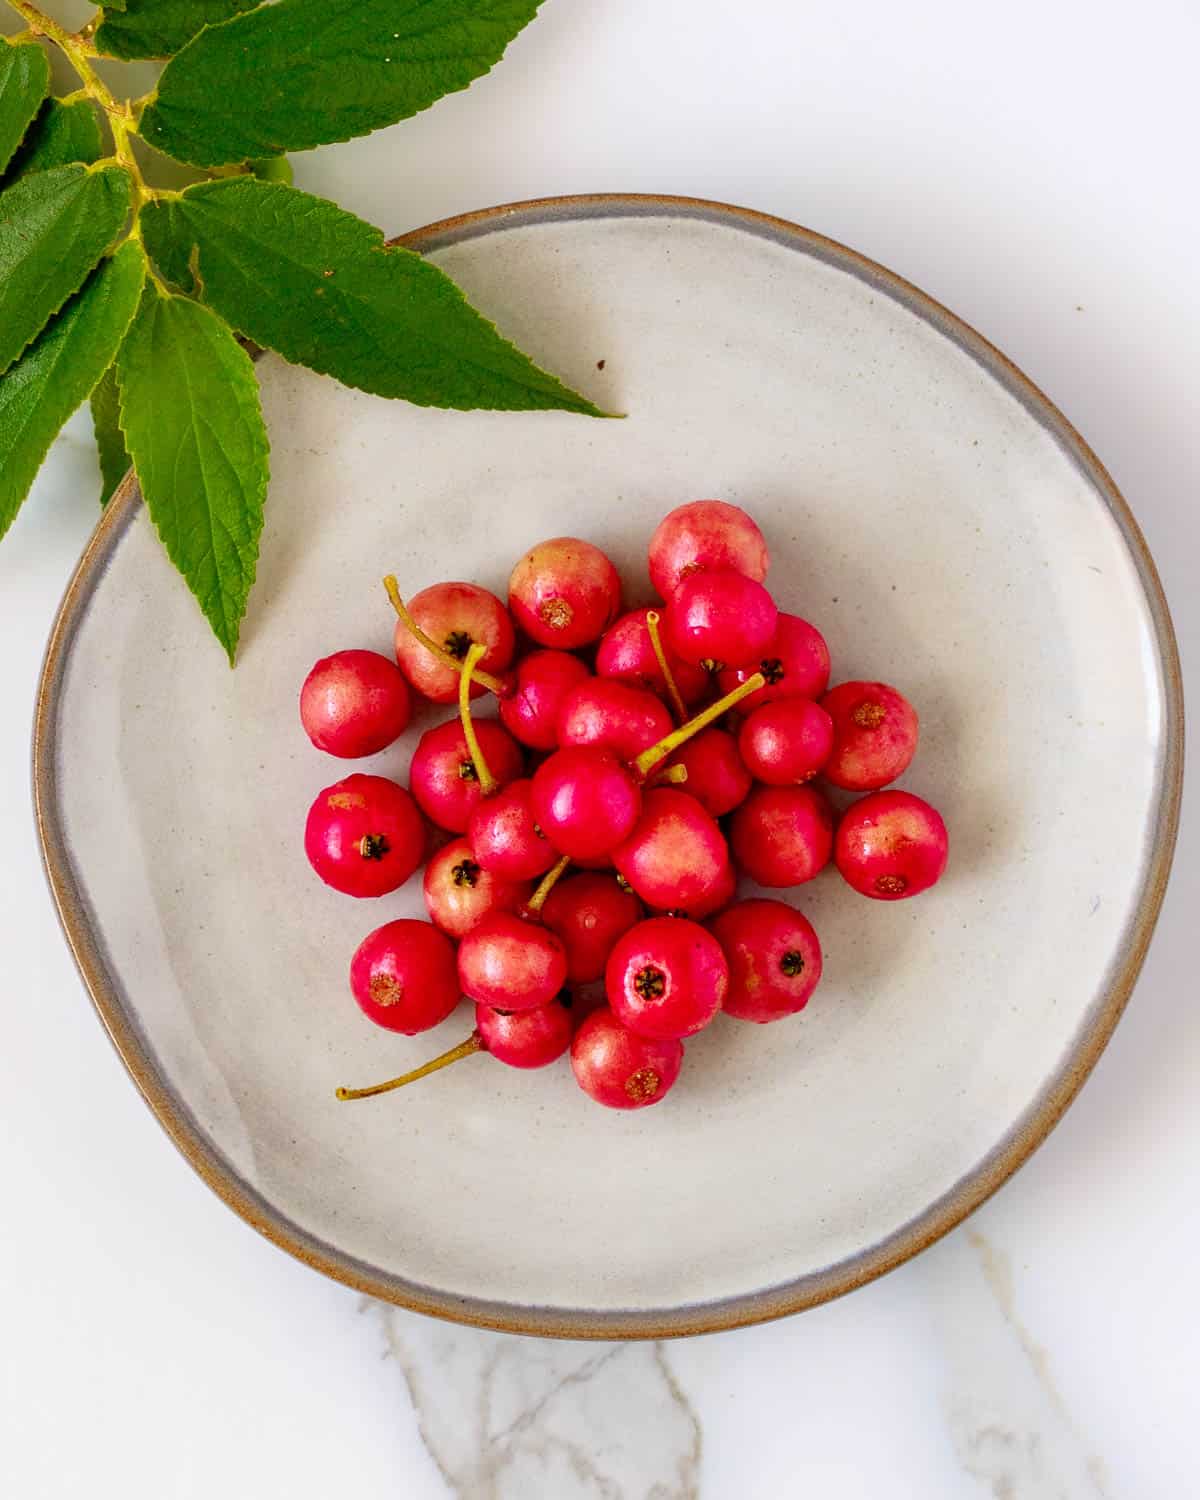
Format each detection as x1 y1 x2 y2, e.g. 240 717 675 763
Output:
632 671 767 780
645 609 687 724
336 1033 482 1101
527 854 571 913
458 642 498 796
383 575 509 697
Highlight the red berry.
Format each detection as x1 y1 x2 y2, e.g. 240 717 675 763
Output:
393 581 515 703
648 500 769 600
304 774 424 896
595 607 710 707
717 613 831 712
508 537 621 649
570 1008 684 1110
709 898 823 1022
466 778 558 880
409 717 523 832
299 649 412 758
655 857 737 921
498 649 591 751
664 569 778 669
457 911 567 1012
738 698 834 785
835 790 948 900
540 872 643 984
821 681 919 791
350 919 460 1033
612 788 730 910
423 837 533 938
605 917 727 1039
475 997 573 1068
728 784 834 887
556 678 674 762
665 727 752 816
530 746 642 860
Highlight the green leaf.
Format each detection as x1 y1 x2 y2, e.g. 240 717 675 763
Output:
90 363 130 505
0 39 50 174
96 0 261 62
1 97 103 184
139 0 542 167
0 240 145 543
141 180 605 415
117 281 269 662
0 164 133 375
248 155 292 185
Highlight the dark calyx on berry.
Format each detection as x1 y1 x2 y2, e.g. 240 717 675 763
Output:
444 630 473 661
625 1067 661 1102
458 759 479 781
358 834 391 860
760 657 785 685
452 858 480 887
698 657 723 674
634 965 667 1000
780 950 805 977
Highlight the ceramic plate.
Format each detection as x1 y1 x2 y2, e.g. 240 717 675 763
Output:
35 197 1182 1338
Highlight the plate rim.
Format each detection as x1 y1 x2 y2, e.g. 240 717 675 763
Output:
32 192 1185 1340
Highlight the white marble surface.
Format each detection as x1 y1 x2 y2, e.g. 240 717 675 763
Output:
0 1 1195 1495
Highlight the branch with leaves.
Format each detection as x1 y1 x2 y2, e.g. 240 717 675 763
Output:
0 0 603 660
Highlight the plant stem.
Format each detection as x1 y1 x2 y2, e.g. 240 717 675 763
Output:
645 609 687 723
527 854 571 913
458 642 498 796
336 1033 483 1100
383 574 510 697
632 671 767 780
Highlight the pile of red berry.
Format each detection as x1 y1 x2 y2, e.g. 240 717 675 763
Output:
300 501 949 1111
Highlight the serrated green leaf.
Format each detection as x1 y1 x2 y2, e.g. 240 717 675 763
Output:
141 180 605 415
139 0 541 167
0 39 50 174
1 97 103 184
96 0 261 62
117 282 269 662
0 240 145 543
0 164 133 375
90 363 130 505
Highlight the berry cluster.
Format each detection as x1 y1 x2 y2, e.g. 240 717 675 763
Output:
300 501 949 1111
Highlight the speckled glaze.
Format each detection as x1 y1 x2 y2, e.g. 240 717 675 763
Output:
33 197 1182 1338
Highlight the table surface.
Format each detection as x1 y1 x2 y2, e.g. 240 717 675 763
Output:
2 2 1196 1495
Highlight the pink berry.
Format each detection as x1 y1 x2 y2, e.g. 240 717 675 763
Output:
457 911 568 1012
304 774 424 897
508 537 621 649
595 607 710 707
570 1007 684 1110
738 698 835 785
540 872 643 984
530 746 642 861
648 499 769 600
557 678 674 762
350 919 461 1034
423 837 533 938
498 649 591 751
409 717 523 832
717 613 831 712
656 857 737 921
835 790 948 900
728 784 834 887
393 581 515 703
664 569 778 669
605 917 727 1040
612 788 730 911
299 649 412 758
665 727 752 816
466 778 558 880
821 681 919 791
709 898 823 1022
475 997 573 1069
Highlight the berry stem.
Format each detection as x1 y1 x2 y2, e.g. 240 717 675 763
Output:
654 763 689 785
335 1033 484 1100
527 854 572 913
382 575 509 696
458 642 499 796
644 609 687 724
633 672 767 779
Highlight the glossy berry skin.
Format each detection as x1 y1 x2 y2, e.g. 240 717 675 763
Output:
648 500 769 600
475 997 573 1069
423 837 533 938
530 746 642 861
508 537 621 649
612 788 730 911
557 678 674 762
498 649 591 751
821 681 919 791
467 778 558 880
728 784 834 888
709 898 823 1023
300 649 412 758
738 698 835 785
540 872 643 984
457 911 568 1012
305 774 424 897
835 790 948 900
718 613 831 713
664 569 778 669
393 581 515 703
665 727 752 816
570 1007 684 1110
350 919 461 1033
605 917 728 1040
595 607 711 707
409 717 524 832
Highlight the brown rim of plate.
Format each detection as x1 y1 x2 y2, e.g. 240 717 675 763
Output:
32 193 1185 1341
